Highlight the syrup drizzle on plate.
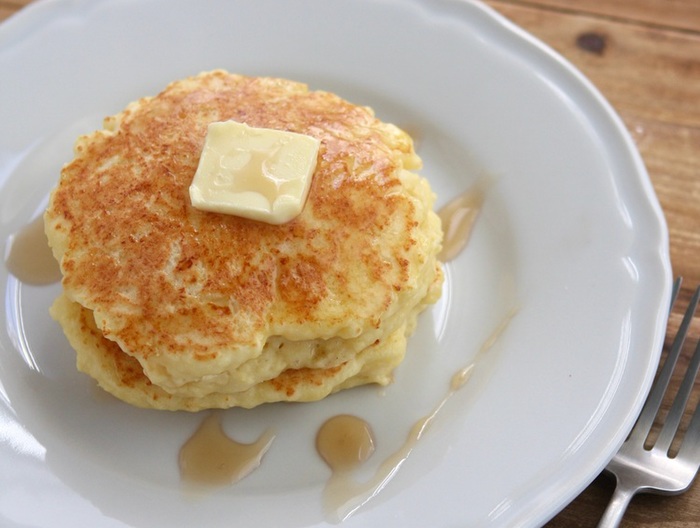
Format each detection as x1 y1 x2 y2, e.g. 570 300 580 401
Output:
179 412 275 487
4 214 61 285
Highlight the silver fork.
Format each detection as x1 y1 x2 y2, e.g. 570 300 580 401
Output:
597 278 700 527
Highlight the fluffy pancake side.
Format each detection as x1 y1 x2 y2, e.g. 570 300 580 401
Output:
50 293 428 411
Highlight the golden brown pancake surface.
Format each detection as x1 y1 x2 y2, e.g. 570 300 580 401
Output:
45 70 443 409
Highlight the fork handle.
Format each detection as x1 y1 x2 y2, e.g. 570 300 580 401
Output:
596 485 636 528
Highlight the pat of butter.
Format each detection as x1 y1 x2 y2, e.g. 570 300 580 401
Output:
189 121 320 224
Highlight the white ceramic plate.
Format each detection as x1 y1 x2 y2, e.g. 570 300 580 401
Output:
0 0 672 526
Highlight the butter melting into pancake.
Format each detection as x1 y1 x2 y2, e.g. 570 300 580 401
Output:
45 70 443 411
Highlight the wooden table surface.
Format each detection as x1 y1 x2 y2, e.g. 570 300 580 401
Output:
2 0 699 526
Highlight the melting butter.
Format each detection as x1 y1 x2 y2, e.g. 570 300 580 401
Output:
179 412 275 487
189 120 320 224
4 214 61 285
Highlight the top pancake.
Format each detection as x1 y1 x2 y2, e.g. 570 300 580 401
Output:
45 70 442 398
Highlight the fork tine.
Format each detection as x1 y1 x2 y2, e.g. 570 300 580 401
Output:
656 329 700 453
675 341 700 466
670 276 683 311
628 281 699 444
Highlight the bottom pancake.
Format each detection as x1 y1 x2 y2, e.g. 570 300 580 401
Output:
50 293 415 411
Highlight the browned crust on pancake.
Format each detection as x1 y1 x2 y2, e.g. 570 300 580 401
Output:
48 72 422 359
52 294 406 410
46 70 443 408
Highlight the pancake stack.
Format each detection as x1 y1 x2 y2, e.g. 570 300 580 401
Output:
45 70 443 411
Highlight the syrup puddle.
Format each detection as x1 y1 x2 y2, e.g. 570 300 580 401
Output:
4 214 61 285
317 310 516 523
438 181 488 263
316 414 375 473
179 412 275 487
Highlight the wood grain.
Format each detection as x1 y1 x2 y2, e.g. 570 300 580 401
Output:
502 0 700 32
487 2 700 125
0 0 31 17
